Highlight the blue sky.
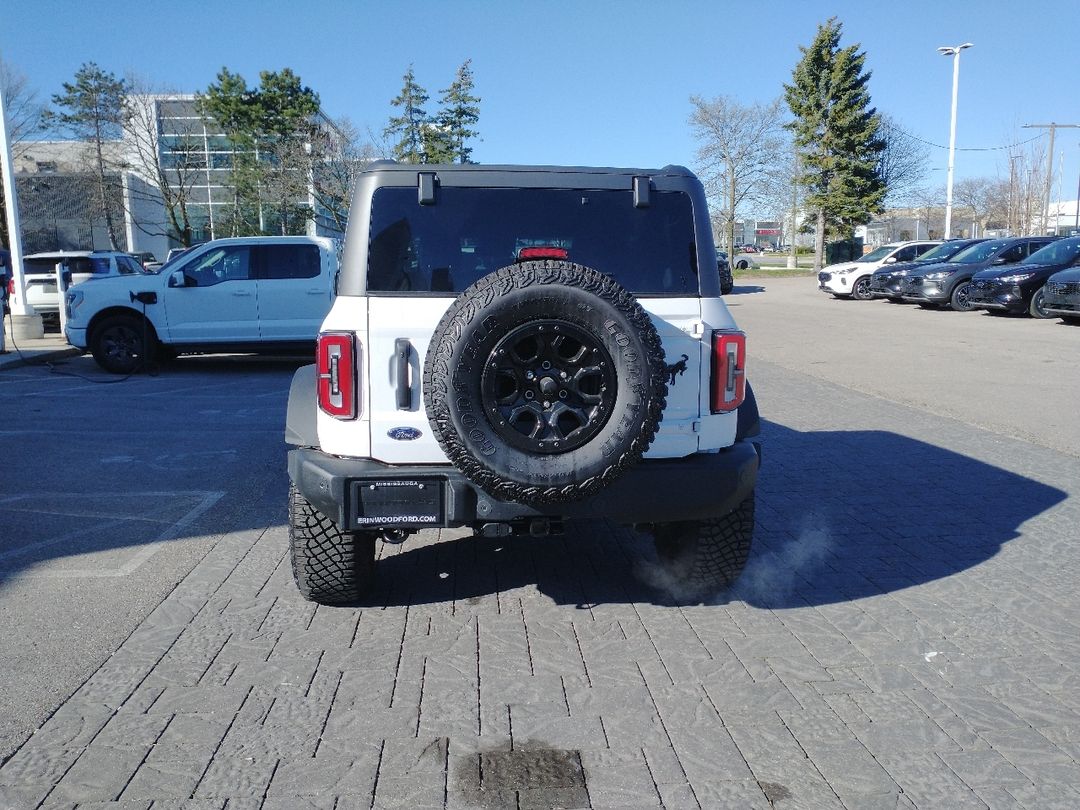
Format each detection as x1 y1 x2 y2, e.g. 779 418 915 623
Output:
5 0 1080 204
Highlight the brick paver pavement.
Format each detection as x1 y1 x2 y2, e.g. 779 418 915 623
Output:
3 357 1078 809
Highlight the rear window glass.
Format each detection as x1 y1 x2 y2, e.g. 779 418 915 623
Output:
24 257 110 275
366 187 699 295
258 244 321 279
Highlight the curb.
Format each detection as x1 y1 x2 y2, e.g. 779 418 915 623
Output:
0 346 82 370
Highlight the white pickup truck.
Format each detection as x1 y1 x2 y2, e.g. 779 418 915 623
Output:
65 236 339 373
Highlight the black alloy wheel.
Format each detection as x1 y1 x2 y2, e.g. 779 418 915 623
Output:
481 320 617 455
950 280 974 311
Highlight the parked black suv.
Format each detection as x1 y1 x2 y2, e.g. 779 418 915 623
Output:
900 237 1057 311
869 239 985 301
968 237 1080 317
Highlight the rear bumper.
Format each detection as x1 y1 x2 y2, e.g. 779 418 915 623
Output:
288 441 761 531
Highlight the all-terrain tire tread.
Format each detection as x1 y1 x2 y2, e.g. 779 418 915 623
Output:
288 484 375 605
654 496 755 593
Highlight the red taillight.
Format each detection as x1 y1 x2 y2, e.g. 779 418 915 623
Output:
517 246 569 261
6 277 13 296
711 330 746 413
317 332 358 419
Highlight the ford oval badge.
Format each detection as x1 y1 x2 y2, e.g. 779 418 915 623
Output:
388 426 422 441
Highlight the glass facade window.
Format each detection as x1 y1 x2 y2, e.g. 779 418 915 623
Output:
143 94 342 243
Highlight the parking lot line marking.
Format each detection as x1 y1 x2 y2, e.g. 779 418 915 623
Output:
0 490 225 578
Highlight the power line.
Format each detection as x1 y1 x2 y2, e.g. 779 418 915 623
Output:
891 127 1046 153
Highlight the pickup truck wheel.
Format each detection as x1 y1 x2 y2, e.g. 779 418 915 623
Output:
289 484 375 604
652 495 755 596
90 314 155 374
425 260 666 506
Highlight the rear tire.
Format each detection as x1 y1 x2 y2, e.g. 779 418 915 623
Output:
289 484 376 604
652 495 755 598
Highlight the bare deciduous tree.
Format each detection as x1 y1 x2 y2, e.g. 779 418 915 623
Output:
1 59 46 246
1 59 44 159
306 116 378 234
122 79 206 247
1004 141 1048 235
690 95 786 259
877 114 929 207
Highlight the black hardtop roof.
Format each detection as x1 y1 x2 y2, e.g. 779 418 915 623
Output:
361 160 695 178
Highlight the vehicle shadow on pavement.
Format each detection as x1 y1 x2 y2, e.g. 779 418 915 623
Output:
365 418 1067 609
727 284 766 295
726 420 1067 609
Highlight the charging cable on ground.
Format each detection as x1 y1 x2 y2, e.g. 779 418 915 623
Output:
1 299 160 384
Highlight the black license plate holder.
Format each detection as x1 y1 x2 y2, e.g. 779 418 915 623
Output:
352 479 443 528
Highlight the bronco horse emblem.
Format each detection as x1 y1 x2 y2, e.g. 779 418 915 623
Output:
665 354 689 386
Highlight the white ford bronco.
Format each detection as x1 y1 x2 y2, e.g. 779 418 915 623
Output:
285 163 761 604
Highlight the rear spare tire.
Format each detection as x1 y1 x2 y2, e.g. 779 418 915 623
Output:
424 260 667 505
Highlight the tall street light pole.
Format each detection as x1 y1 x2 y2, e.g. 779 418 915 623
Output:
938 43 973 240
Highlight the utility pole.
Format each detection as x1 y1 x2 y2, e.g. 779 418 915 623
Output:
1022 123 1080 235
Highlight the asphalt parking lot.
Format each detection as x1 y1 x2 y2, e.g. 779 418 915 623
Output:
2 279 1080 809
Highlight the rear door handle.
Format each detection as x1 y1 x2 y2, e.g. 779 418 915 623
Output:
394 339 412 410
232 290 253 296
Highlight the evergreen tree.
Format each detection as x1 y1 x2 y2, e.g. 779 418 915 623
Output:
253 69 320 235
44 62 128 248
784 18 885 270
197 68 261 236
198 68 321 236
435 59 481 163
384 66 429 164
